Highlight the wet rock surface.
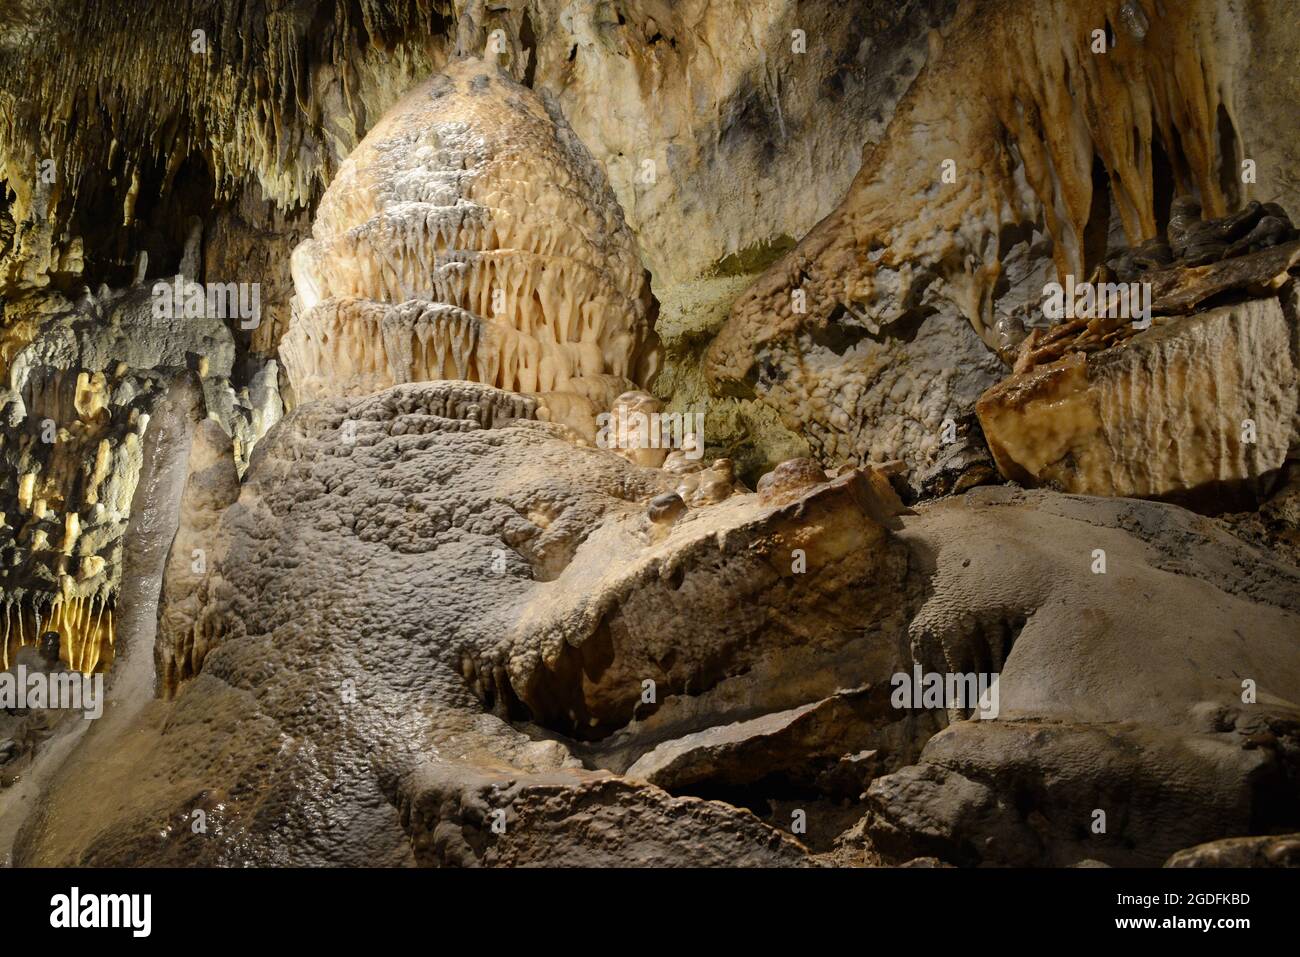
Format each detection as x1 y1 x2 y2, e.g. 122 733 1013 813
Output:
3 0 1300 871
9 382 1297 867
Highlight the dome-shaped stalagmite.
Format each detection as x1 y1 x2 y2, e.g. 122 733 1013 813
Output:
281 57 662 440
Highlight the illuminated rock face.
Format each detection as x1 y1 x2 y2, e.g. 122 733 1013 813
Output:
0 276 258 673
17 383 1300 867
53 380 910 865
976 293 1300 504
282 58 661 438
705 0 1259 479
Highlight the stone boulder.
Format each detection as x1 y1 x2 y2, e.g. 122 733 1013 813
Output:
977 291 1300 507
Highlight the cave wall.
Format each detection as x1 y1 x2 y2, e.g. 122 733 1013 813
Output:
706 0 1300 482
1 0 958 482
2 0 1299 660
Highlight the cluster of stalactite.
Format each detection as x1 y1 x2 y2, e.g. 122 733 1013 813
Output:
2 593 114 674
708 0 1253 386
0 0 455 211
0 0 457 295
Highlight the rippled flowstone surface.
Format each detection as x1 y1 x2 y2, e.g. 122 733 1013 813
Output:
13 382 1299 866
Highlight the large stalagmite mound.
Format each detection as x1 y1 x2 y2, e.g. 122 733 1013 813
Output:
282 57 662 439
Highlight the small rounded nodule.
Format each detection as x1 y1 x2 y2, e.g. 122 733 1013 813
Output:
757 457 829 503
646 492 686 525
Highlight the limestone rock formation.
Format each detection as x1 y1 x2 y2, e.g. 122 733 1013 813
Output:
282 57 661 440
0 271 275 673
154 419 241 697
703 0 1291 484
16 381 915 865
1165 833 1300 868
4 0 1300 877
976 292 1300 504
863 487 1300 867
8 382 1297 868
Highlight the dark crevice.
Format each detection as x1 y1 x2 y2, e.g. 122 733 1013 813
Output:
1150 132 1177 239
1082 154 1113 275
1216 102 1241 211
519 11 537 88
808 309 872 356
669 778 865 852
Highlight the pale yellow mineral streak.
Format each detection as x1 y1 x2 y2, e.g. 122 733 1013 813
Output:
16 471 35 511
61 511 79 554
73 370 108 421
0 594 114 674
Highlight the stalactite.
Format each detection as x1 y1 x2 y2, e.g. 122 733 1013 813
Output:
708 0 1255 390
0 0 458 284
0 592 114 675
